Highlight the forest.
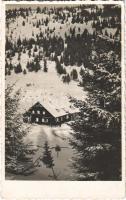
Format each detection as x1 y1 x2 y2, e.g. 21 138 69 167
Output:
5 4 122 180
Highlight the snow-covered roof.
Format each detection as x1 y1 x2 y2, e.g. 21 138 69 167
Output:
19 90 80 118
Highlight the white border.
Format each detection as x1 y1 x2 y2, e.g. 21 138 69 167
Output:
0 1 125 199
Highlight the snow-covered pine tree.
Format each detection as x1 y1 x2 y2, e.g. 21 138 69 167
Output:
41 141 57 180
70 50 121 180
62 73 70 84
55 58 66 75
5 84 37 175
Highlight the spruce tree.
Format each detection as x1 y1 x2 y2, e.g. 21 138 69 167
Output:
71 69 78 80
70 51 121 180
35 60 41 72
23 69 27 75
43 59 48 72
22 21 25 26
14 63 22 74
5 68 8 76
55 145 61 158
41 141 57 180
8 69 11 76
66 74 70 83
80 68 84 76
5 61 9 69
62 74 70 84
17 36 21 47
55 58 66 75
5 85 36 175
34 45 38 52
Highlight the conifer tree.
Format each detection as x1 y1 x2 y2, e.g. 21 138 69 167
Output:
34 45 38 52
22 21 25 26
43 59 48 72
37 6 41 14
17 36 21 47
55 58 66 75
66 74 70 83
5 68 8 76
55 145 61 158
35 60 41 72
14 63 22 74
5 61 9 69
6 37 13 51
8 69 11 76
62 73 70 84
5 85 36 175
23 69 27 74
80 68 84 76
26 61 30 70
71 69 78 80
70 51 121 180
41 141 57 180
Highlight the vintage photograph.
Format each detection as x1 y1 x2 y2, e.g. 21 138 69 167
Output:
5 3 122 181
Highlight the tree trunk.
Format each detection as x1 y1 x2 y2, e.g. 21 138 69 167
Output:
51 167 57 180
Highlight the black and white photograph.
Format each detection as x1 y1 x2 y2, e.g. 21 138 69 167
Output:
5 3 123 182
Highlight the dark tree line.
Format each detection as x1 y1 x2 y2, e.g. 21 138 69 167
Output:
70 42 121 180
6 5 121 78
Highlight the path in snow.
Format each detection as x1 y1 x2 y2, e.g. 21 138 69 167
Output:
7 123 76 180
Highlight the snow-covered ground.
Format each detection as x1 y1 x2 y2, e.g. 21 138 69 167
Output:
6 6 118 180
6 60 87 115
7 12 95 41
6 8 117 80
6 14 88 179
6 8 91 179
5 4 121 181
6 123 76 180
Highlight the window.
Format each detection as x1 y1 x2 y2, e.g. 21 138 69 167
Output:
46 119 48 123
42 118 45 122
43 111 45 115
56 118 59 122
37 110 40 114
66 115 69 119
36 117 39 122
32 110 35 114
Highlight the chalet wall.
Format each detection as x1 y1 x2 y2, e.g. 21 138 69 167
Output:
23 102 77 125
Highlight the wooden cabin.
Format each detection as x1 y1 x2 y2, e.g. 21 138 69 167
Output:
23 101 79 125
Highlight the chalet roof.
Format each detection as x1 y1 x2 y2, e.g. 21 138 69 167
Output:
19 90 80 118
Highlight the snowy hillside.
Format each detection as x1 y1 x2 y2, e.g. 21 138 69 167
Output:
5 4 122 181
6 60 87 114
